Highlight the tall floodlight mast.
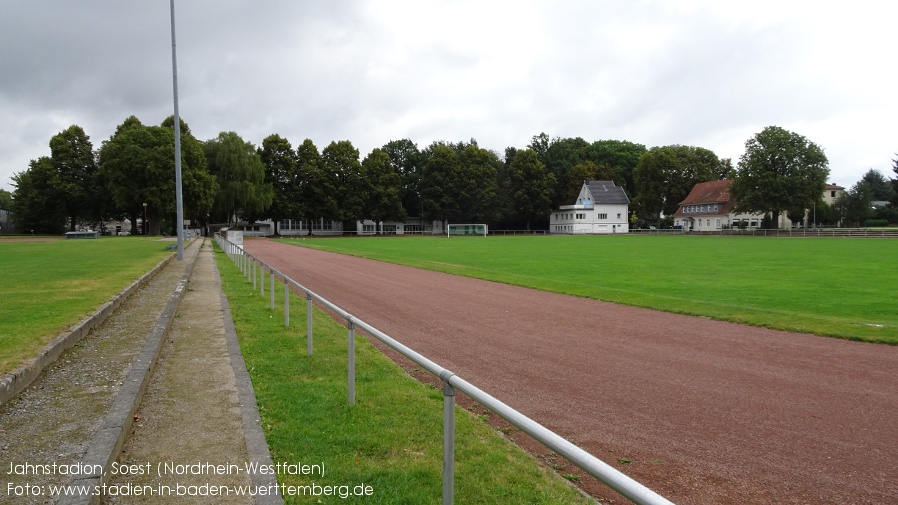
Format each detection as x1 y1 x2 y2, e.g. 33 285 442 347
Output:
170 0 185 260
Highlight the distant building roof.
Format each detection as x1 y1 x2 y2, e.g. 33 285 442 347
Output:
585 180 630 205
673 180 734 217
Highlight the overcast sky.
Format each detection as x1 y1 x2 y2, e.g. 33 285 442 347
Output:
1 1 896 193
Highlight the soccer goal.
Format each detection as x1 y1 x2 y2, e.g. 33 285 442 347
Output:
447 223 488 237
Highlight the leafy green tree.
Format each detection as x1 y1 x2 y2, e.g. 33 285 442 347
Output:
586 140 646 197
561 161 617 205
891 155 898 206
205 131 272 225
786 205 808 228
528 133 551 161
493 147 519 227
299 139 339 223
457 145 501 223
49 125 97 231
421 138 479 158
807 199 836 227
419 145 461 225
99 116 152 233
0 189 13 210
361 148 406 231
164 118 217 233
100 116 216 235
860 168 896 202
322 140 363 224
12 157 67 233
729 126 829 229
529 135 591 207
259 134 300 235
507 149 556 231
382 139 424 218
834 182 873 227
717 158 737 180
633 145 719 226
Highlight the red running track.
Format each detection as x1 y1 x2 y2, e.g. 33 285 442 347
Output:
244 239 898 505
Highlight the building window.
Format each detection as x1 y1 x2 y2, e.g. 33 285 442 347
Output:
617 213 621 219
597 213 608 219
716 218 721 228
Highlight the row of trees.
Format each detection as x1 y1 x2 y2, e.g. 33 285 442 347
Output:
7 117 897 235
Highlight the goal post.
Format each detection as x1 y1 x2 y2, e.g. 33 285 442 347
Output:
447 223 488 237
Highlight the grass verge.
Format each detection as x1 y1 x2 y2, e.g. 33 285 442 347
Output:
0 237 172 373
276 235 898 344
214 243 593 504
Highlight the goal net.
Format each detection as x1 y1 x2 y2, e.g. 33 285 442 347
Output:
447 224 488 237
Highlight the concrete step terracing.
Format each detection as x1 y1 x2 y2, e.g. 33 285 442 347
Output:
0 239 279 505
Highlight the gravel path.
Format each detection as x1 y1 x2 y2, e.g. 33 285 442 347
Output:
245 238 898 505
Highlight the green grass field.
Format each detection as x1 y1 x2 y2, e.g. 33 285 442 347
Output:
276 235 898 344
0 238 172 373
215 244 593 504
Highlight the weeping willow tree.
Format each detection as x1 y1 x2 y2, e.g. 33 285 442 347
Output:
205 131 273 225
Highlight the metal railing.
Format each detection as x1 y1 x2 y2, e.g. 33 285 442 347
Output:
214 234 675 505
628 227 898 238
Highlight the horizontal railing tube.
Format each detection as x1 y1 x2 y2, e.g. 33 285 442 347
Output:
445 374 674 505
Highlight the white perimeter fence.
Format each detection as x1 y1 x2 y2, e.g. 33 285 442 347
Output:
215 234 675 505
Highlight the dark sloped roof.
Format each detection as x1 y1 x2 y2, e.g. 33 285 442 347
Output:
585 180 630 204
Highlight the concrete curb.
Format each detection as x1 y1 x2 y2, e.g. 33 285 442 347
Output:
0 246 183 408
59 240 201 505
215 255 284 505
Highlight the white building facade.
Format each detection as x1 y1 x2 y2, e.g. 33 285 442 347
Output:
551 180 630 234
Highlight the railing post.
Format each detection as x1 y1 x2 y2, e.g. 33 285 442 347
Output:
347 319 355 405
306 294 313 356
284 279 290 327
260 264 265 297
270 269 275 309
252 259 257 289
440 371 456 505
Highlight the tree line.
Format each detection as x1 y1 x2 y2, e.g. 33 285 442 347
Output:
7 116 897 234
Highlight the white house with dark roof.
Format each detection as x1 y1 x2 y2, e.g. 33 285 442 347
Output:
551 180 630 234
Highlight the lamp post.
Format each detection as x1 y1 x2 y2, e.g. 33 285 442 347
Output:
170 0 185 260
143 202 147 236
